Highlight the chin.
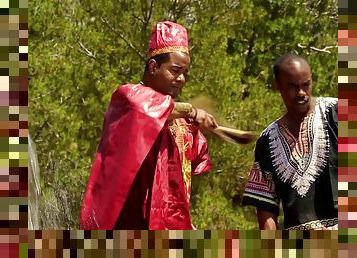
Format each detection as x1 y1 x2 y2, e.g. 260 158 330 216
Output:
295 106 310 116
167 92 176 98
169 90 179 98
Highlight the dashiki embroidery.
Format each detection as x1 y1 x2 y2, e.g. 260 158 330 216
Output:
242 97 338 229
268 97 330 197
243 162 279 209
286 218 338 230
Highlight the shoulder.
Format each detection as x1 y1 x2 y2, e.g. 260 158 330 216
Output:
110 84 136 102
316 97 337 109
113 84 173 110
260 121 278 140
116 84 174 116
115 83 162 97
316 97 337 118
116 84 146 101
255 121 278 150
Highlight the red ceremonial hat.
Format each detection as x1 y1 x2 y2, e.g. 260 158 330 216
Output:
147 21 189 59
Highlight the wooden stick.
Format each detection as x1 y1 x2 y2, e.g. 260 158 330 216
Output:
211 126 255 145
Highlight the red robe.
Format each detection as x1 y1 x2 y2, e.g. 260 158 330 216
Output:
80 84 212 229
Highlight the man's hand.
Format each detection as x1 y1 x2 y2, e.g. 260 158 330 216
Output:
193 108 218 129
257 209 278 230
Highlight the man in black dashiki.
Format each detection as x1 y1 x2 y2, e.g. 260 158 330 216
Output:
242 54 337 230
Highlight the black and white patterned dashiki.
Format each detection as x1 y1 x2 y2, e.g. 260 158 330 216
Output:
242 97 338 230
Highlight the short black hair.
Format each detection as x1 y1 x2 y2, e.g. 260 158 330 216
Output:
273 54 309 82
144 53 171 73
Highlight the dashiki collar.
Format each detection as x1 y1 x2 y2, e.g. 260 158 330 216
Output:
265 97 335 197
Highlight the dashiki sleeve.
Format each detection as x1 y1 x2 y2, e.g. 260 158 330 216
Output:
242 134 280 215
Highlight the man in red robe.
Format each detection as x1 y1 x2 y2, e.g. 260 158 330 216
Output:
80 21 217 229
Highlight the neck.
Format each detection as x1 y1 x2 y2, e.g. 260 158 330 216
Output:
141 73 151 87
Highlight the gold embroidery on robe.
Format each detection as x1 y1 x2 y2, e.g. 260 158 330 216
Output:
169 119 192 200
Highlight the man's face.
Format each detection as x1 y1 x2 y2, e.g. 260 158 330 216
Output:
276 59 313 116
151 52 190 98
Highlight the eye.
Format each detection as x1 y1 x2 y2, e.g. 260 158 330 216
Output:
171 68 180 74
303 81 311 87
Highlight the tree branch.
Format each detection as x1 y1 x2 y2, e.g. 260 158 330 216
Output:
297 43 337 54
132 13 146 24
134 0 154 31
310 45 337 53
141 0 154 22
101 17 145 62
146 0 154 23
78 41 96 59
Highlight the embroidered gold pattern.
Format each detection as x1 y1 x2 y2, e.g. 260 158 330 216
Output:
169 119 192 200
147 46 189 59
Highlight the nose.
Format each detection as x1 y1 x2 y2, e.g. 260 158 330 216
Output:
176 74 185 84
297 87 306 96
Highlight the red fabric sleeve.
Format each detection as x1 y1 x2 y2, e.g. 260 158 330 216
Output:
80 84 174 229
191 128 213 176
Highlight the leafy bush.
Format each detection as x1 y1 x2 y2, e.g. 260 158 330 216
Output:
30 0 337 229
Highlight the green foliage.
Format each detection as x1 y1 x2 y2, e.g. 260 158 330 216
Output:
30 0 337 229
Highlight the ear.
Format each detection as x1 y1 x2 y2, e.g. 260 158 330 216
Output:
148 59 158 75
